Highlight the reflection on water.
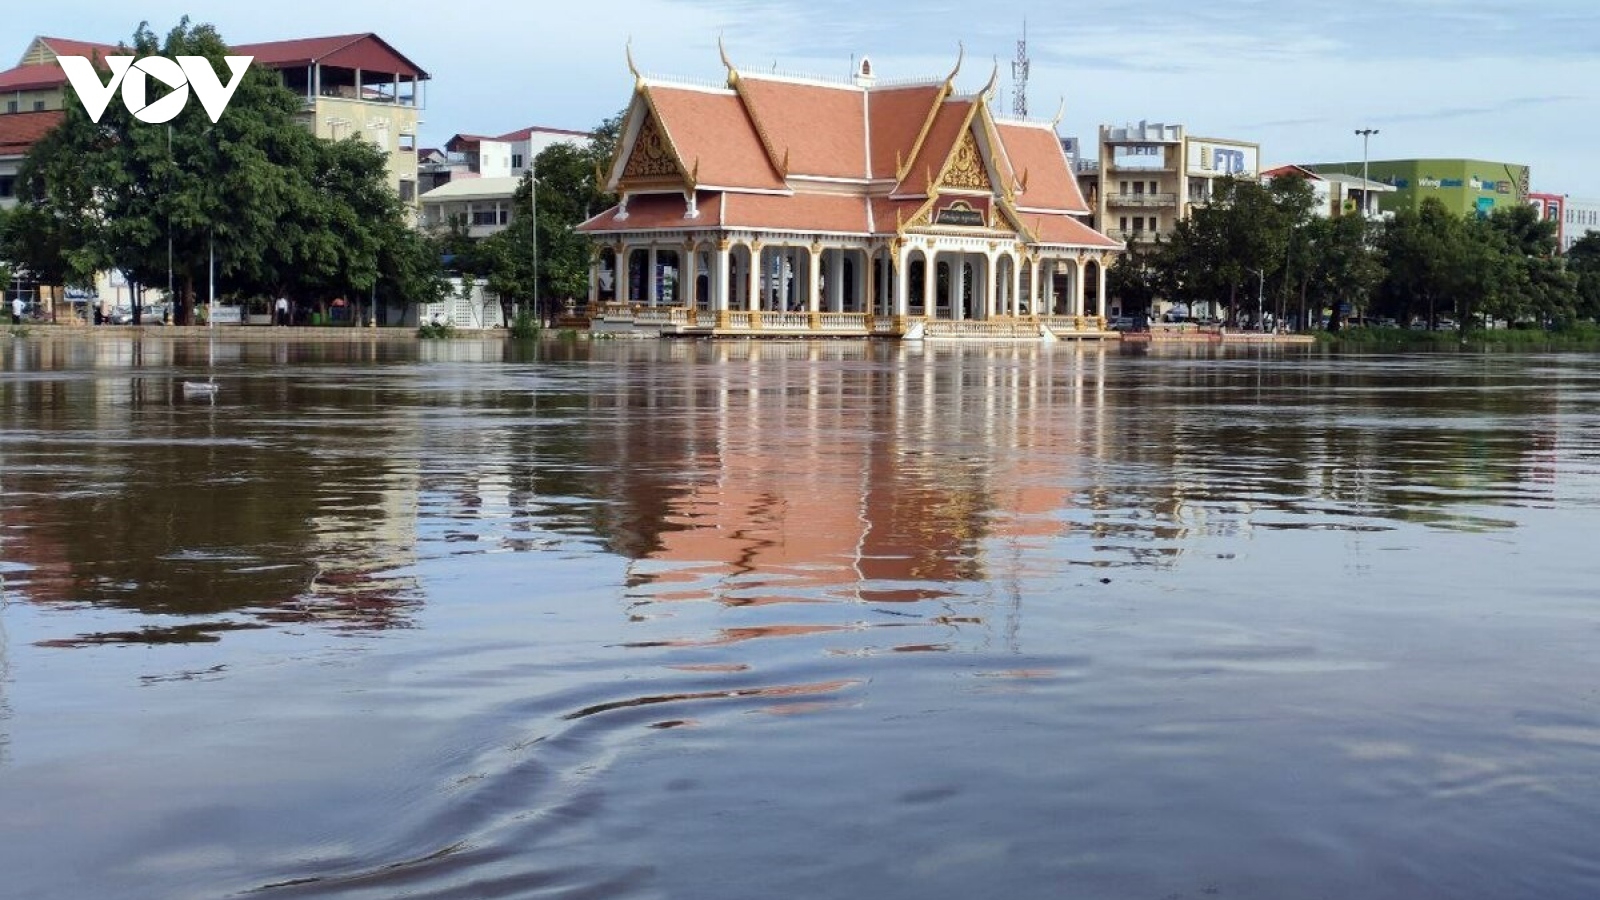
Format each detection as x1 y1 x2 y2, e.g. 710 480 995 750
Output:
1 335 1599 899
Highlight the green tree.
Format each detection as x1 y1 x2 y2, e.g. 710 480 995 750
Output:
1567 233 1600 321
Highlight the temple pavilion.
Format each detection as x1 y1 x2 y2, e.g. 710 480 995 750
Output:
576 44 1123 339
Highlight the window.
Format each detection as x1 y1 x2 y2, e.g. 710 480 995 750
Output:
1119 216 1129 232
471 209 499 226
398 132 415 152
33 100 45 111
1148 181 1158 194
398 180 416 203
1132 182 1145 195
512 153 524 169
5 100 15 113
1133 217 1146 232
0 175 14 198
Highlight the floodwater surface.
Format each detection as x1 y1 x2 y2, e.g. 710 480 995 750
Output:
1 336 1599 899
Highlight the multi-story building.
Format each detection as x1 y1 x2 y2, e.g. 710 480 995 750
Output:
1561 197 1600 253
1306 158 1528 218
1260 164 1394 219
1527 192 1565 250
417 125 590 237
418 177 523 237
0 33 430 206
1095 120 1260 244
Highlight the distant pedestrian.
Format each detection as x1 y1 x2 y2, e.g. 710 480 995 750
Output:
275 296 289 326
10 296 22 325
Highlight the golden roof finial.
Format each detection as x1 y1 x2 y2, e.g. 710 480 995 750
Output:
984 58 999 98
718 34 738 85
1051 96 1066 128
781 147 791 178
944 42 964 87
625 37 639 81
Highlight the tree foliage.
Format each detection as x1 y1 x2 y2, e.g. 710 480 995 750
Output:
1110 177 1587 333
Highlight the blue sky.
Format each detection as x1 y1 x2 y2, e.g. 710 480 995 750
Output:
18 0 1600 196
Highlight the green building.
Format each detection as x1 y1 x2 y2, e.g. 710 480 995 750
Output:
1307 158 1529 218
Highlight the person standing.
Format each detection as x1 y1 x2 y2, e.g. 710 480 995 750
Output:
275 295 289 326
11 296 24 325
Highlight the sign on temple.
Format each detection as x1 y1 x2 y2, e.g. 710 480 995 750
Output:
576 43 1123 339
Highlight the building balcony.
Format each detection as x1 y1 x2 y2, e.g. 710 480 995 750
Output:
1104 229 1164 242
1106 163 1177 174
1106 193 1178 207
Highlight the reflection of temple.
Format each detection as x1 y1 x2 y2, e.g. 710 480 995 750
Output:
578 45 1121 339
583 342 1114 607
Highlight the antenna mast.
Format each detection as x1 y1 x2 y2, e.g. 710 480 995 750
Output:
1011 19 1030 118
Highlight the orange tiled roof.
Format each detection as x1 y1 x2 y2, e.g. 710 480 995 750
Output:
868 85 943 181
578 192 722 234
723 192 869 233
643 84 785 191
896 98 972 196
0 109 63 156
0 63 65 92
735 75 867 180
996 122 1089 213
1017 212 1121 248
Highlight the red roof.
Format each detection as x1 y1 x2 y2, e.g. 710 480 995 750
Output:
1017 212 1121 248
643 85 785 191
896 99 973 196
0 109 63 157
868 85 943 181
36 37 121 60
735 75 867 180
996 122 1089 214
230 33 429 80
0 62 67 92
579 192 722 233
495 125 591 142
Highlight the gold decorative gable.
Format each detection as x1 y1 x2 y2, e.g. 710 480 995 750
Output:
939 130 992 192
622 114 682 180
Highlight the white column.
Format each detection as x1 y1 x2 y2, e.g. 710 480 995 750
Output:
923 252 937 317
682 244 698 309
714 242 731 311
1026 257 1040 316
894 248 910 317
746 244 762 311
1095 259 1108 318
807 245 821 313
1073 257 1087 317
1009 254 1022 316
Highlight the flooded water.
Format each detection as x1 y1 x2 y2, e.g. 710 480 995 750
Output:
2 335 1599 899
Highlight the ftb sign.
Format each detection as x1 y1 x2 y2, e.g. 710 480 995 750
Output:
58 56 253 124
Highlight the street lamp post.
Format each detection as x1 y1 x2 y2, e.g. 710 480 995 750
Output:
1354 128 1379 218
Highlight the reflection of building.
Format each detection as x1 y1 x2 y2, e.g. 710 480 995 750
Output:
0 33 429 206
1261 164 1395 219
577 46 1120 339
1095 120 1260 244
1306 158 1529 218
